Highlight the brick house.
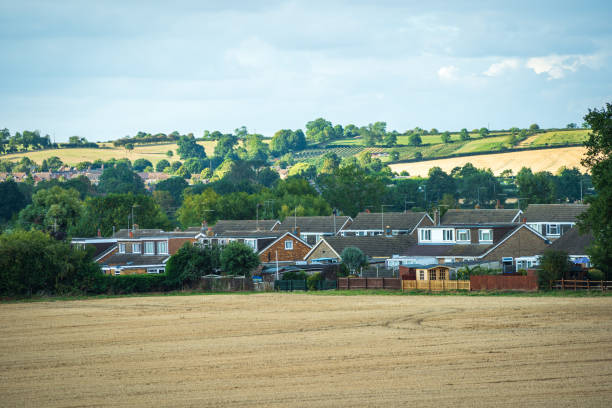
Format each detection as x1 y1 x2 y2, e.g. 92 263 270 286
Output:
276 215 352 245
304 235 416 265
258 232 312 265
523 204 588 240
99 229 197 275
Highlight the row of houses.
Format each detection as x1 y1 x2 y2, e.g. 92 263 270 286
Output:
0 170 174 187
73 204 592 277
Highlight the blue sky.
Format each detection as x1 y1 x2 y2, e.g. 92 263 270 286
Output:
1 0 611 141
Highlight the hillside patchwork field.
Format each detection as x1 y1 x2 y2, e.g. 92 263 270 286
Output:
0 294 611 407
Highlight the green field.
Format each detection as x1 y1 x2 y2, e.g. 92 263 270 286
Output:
453 135 513 154
529 129 589 146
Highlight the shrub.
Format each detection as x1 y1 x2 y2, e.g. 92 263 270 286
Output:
282 270 308 281
517 269 528 276
588 269 604 281
307 272 323 290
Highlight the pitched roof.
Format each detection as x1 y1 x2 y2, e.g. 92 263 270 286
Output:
277 215 351 234
209 230 283 239
346 212 429 231
113 229 197 239
550 227 594 255
212 219 279 234
401 244 492 257
523 204 588 223
102 254 169 266
321 235 416 258
441 209 521 225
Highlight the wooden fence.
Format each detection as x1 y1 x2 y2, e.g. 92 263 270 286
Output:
402 280 470 291
337 278 402 290
552 279 612 291
470 275 538 291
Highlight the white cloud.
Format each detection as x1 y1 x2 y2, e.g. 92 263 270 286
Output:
437 65 459 81
526 54 601 80
483 58 520 77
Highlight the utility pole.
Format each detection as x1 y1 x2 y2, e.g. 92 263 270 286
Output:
381 204 393 234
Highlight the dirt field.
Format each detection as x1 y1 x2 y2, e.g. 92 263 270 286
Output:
389 146 587 176
1 294 611 407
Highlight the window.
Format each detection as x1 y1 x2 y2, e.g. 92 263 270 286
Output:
457 229 470 242
144 241 154 254
442 229 453 241
284 240 293 250
547 224 560 235
147 268 161 274
479 229 493 243
114 270 121 276
132 243 141 253
429 270 436 280
245 239 257 250
157 241 168 254
438 269 447 280
420 229 431 241
419 271 425 280
118 243 126 253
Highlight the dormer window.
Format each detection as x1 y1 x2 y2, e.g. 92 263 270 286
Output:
132 243 141 253
546 224 560 235
420 229 431 241
479 229 493 243
144 241 154 254
442 229 453 241
457 229 470 242
118 243 126 254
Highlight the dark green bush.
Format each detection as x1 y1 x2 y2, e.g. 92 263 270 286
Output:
588 269 604 281
282 270 308 281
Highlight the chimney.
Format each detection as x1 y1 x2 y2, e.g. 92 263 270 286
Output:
206 227 214 237
294 226 301 237
129 230 133 238
97 228 101 237
434 210 440 226
385 225 392 237
522 217 526 224
495 199 502 209
133 224 139 230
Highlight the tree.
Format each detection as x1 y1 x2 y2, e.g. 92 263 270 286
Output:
177 135 206 159
124 143 134 151
460 128 470 141
341 247 367 275
430 128 439 135
214 134 238 158
318 164 385 217
178 188 220 227
166 150 174 158
578 103 612 279
538 249 570 288
516 167 556 208
555 167 583 202
245 133 269 161
389 150 400 161
18 186 84 234
133 158 153 172
0 230 102 296
427 167 456 203
155 159 170 172
0 180 28 223
479 127 489 138
73 193 172 236
409 133 422 146
566 123 577 129
165 242 217 288
529 123 540 131
220 241 260 277
97 163 145 195
306 118 334 143
441 131 451 143
383 132 397 146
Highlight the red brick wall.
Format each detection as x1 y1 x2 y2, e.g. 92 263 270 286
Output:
169 238 196 254
259 235 311 263
470 275 538 291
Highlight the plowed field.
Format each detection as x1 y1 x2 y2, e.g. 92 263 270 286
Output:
1 294 611 407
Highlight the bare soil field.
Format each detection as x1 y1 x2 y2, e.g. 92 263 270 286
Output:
1 294 611 407
389 146 587 176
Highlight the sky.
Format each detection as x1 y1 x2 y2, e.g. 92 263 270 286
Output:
1 0 611 142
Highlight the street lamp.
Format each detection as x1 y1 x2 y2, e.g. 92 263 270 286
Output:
418 185 427 209
131 203 140 231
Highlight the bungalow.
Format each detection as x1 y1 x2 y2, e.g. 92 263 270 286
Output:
211 219 280 234
340 211 432 236
304 235 416 265
523 204 588 240
547 226 594 269
277 215 352 244
196 229 282 252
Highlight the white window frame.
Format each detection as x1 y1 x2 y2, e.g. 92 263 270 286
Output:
118 243 126 254
157 241 168 255
284 240 293 250
457 229 470 242
442 229 454 242
479 229 493 243
114 270 121 276
547 223 560 235
144 241 154 255
420 229 432 242
132 243 141 254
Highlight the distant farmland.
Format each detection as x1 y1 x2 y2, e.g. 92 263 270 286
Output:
389 146 587 176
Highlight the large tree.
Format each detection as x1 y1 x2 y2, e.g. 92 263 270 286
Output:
220 241 260 277
0 180 28 223
97 163 146 195
578 103 612 279
18 186 84 234
177 134 206 159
